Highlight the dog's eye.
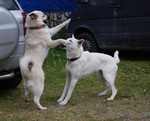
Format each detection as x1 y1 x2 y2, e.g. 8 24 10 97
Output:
69 40 72 42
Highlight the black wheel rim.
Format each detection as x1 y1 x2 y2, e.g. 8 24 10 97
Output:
83 39 92 51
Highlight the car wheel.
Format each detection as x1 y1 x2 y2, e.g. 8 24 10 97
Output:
0 69 22 90
77 32 98 52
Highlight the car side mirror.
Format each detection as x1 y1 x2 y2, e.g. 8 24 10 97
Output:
78 0 89 4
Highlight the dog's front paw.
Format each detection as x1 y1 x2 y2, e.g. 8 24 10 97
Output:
62 40 71 45
59 101 67 106
107 97 113 101
66 18 71 24
98 92 106 96
57 98 63 103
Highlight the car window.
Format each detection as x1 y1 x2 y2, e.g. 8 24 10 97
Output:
0 0 19 10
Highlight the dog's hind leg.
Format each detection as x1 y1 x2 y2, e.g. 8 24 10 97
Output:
24 80 29 102
33 87 47 110
32 76 47 110
107 83 117 101
34 95 47 110
58 73 71 103
103 68 118 101
97 70 110 96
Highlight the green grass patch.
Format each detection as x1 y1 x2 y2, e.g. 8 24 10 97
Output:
0 48 150 121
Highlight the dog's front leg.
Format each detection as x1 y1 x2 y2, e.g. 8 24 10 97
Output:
58 73 71 103
49 19 71 37
48 39 70 48
59 78 78 105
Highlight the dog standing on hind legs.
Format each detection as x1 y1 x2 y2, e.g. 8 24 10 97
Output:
58 35 120 105
20 11 71 110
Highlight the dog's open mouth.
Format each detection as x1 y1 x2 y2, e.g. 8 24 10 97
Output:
60 44 67 49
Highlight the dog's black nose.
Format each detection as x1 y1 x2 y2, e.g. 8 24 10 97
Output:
60 44 66 49
43 14 50 24
29 13 38 19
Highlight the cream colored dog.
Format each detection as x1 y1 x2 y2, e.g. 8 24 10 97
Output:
20 11 71 110
58 35 120 105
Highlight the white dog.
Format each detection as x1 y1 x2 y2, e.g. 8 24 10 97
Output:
19 11 71 110
58 35 120 105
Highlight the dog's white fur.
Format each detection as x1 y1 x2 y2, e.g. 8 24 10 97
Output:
58 35 120 105
19 11 71 109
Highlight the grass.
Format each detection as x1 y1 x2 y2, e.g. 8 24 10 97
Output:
0 48 150 121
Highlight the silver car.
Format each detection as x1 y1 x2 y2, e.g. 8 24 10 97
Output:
0 0 26 89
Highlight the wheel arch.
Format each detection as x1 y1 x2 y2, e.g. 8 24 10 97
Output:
73 26 100 49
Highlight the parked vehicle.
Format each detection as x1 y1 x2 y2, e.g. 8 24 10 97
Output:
67 0 150 52
0 0 26 89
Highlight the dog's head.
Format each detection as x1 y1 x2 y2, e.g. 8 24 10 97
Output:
25 11 48 27
61 35 84 52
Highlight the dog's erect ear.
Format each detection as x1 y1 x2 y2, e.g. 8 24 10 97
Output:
72 34 75 39
29 13 38 19
78 39 84 46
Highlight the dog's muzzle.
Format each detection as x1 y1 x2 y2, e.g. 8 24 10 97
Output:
43 15 50 24
60 44 67 49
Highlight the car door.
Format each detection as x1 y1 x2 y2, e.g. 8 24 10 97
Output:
123 0 150 50
95 0 123 49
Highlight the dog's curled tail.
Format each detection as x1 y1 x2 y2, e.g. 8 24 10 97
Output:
114 50 120 64
20 56 34 74
28 61 33 71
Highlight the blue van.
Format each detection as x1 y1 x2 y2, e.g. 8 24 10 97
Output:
67 0 150 51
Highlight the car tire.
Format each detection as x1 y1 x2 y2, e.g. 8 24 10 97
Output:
77 32 98 52
0 69 22 90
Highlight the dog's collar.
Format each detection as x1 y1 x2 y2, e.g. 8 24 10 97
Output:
28 24 46 30
67 56 81 62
